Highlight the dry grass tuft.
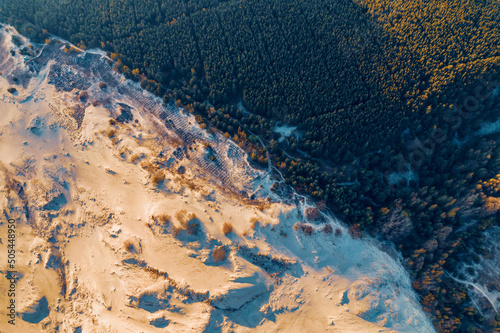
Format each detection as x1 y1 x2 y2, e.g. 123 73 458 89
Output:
293 222 314 236
322 224 333 234
79 91 89 102
155 214 171 225
130 153 141 163
172 226 182 237
106 128 117 138
212 246 227 263
171 211 200 235
186 220 199 235
222 222 233 235
123 240 135 252
175 209 188 225
249 217 259 230
144 266 166 278
151 171 165 185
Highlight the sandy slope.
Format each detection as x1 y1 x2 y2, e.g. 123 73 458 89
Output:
0 25 435 333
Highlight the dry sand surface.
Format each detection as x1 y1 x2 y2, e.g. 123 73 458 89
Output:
0 25 435 333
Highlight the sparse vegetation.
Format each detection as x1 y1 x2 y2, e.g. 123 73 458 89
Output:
123 240 135 252
177 166 186 175
172 210 200 235
249 217 259 230
293 222 314 236
150 171 165 185
129 153 141 163
154 214 171 226
144 266 166 279
222 222 233 235
172 226 181 237
185 220 199 235
106 128 116 138
305 208 323 222
322 224 333 234
301 224 314 236
212 246 227 263
175 209 188 225
79 91 89 102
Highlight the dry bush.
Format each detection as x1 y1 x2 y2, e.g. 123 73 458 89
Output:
348 224 362 239
123 240 135 252
293 222 301 231
155 214 171 226
177 166 186 175
186 220 199 235
106 128 117 138
222 222 233 235
305 207 324 222
109 119 117 125
141 161 153 170
172 226 182 237
335 228 342 236
79 91 89 102
175 209 188 224
172 210 199 235
187 181 198 191
212 246 227 263
249 217 259 230
118 148 128 158
294 222 313 236
110 136 120 145
99 82 107 90
254 201 271 212
301 224 314 236
322 224 333 234
130 153 141 163
151 171 165 185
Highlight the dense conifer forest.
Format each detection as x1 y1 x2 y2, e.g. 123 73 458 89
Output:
1 0 500 331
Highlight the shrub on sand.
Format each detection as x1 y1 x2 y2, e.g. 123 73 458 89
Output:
212 246 227 263
222 222 233 235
